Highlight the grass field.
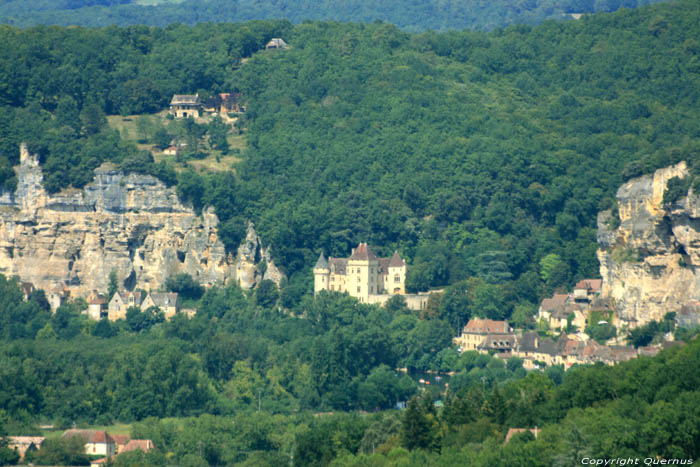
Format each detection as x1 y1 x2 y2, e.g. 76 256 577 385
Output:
107 112 245 174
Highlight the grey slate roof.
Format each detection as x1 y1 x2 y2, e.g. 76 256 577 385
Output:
314 252 329 269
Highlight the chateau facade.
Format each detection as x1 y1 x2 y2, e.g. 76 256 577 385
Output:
314 243 416 304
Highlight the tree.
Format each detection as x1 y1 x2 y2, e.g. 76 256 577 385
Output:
165 273 204 300
401 395 439 451
79 102 107 135
255 279 279 308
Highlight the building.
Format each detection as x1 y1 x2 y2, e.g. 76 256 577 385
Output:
121 439 156 454
453 318 513 352
108 290 143 321
63 430 116 457
265 38 288 50
169 94 201 118
48 282 70 311
87 294 108 320
202 93 245 114
142 292 179 319
314 244 406 302
313 243 430 310
7 436 45 461
573 279 602 303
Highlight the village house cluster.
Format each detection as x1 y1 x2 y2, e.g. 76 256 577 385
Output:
5 430 156 466
35 281 195 321
313 243 432 311
453 315 677 370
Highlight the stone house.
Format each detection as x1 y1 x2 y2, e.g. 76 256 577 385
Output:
48 282 70 311
108 290 143 321
87 294 108 320
142 292 179 319
169 94 201 118
573 279 602 302
7 436 45 461
453 318 513 351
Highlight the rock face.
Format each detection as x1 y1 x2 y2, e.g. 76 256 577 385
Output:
0 144 282 296
598 161 700 328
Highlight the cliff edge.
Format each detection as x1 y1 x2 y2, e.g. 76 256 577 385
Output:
598 161 700 328
0 144 282 296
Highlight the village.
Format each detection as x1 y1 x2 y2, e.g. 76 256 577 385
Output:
452 278 681 369
6 430 156 466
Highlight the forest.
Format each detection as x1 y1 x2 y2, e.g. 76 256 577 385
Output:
0 0 699 464
0 0 670 31
0 274 698 466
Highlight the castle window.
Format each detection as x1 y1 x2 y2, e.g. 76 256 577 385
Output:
394 275 400 282
357 287 361 293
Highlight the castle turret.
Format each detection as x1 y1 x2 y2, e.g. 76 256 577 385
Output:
313 252 330 295
387 251 406 294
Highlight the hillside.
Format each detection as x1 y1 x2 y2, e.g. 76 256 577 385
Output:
0 0 670 31
0 1 699 317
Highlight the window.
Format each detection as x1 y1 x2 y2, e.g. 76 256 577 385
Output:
394 275 400 282
357 287 361 293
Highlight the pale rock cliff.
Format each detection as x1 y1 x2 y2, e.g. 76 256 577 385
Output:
598 161 700 328
0 144 283 296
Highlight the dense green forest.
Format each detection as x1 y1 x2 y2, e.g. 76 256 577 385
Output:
0 0 670 31
0 274 698 465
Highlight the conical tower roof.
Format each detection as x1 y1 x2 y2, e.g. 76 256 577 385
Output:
314 252 329 269
349 243 378 261
389 251 405 267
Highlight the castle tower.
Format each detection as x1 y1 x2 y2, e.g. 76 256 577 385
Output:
387 251 406 294
347 243 379 302
313 252 330 295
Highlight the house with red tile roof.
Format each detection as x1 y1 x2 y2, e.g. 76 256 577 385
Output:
63 429 116 457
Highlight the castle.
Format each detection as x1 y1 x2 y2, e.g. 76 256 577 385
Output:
313 243 430 310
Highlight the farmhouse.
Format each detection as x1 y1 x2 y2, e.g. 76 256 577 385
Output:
169 94 201 118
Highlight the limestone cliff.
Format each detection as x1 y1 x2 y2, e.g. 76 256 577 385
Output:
598 161 700 328
0 144 283 297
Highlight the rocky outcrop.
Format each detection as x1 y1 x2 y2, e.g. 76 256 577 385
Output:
598 161 700 328
0 144 283 297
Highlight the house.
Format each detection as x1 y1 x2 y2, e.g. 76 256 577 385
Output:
62 430 116 457
453 318 513 352
87 294 108 320
573 279 602 303
504 428 538 443
48 282 70 311
121 439 156 453
20 282 35 301
169 94 201 118
537 293 568 324
7 436 45 461
108 290 143 321
265 38 288 50
142 292 179 319
202 93 245 115
163 146 181 156
111 434 130 453
476 333 517 353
